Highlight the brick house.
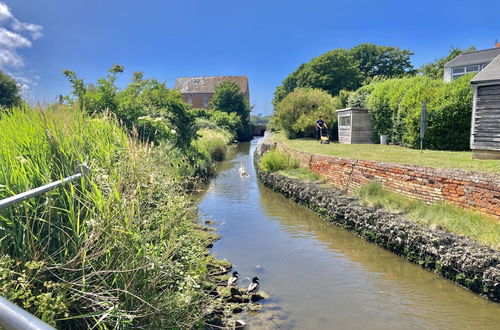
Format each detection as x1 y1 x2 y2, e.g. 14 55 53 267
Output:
174 76 249 109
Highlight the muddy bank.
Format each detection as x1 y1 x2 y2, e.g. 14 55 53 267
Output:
255 141 500 302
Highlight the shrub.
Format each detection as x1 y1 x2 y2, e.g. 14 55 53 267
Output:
363 74 473 150
259 149 299 172
273 88 338 139
191 108 242 139
193 129 233 161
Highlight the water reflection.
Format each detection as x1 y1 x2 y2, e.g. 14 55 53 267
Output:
198 139 500 329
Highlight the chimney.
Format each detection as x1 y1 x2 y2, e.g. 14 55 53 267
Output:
496 39 500 48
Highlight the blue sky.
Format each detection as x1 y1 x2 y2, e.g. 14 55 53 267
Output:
3 0 500 115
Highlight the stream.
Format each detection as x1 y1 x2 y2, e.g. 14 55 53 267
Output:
197 138 500 329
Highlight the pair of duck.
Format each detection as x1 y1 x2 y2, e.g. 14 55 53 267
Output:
228 271 260 294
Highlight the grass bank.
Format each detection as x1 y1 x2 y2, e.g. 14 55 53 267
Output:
358 182 500 249
0 106 223 328
271 132 500 174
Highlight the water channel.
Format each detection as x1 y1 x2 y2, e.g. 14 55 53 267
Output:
197 138 500 329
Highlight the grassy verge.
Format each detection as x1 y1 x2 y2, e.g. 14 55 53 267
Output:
358 182 500 249
0 106 220 328
278 168 323 182
271 132 500 174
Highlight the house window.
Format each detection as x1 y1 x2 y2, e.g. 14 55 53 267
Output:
203 96 209 108
451 63 487 80
186 97 193 105
339 115 351 127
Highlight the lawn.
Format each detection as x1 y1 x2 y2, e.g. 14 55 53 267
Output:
271 133 500 174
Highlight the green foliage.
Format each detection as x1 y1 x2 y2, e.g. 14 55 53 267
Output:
259 149 299 172
364 74 473 150
0 106 215 328
64 66 196 147
193 129 233 161
209 81 252 141
273 44 414 104
350 43 415 82
191 108 241 139
0 71 22 108
419 46 476 79
250 113 270 125
273 88 338 138
358 182 500 249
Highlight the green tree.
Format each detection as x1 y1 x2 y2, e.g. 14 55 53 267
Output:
273 44 415 104
350 43 414 81
419 46 476 79
209 81 252 140
273 88 338 138
0 71 22 108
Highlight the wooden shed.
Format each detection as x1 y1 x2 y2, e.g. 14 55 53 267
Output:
336 108 373 144
470 54 500 159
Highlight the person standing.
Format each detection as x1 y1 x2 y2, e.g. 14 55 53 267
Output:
316 117 327 140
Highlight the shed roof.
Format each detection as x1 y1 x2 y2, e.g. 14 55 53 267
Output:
471 54 500 84
444 47 500 68
174 76 249 94
336 107 370 113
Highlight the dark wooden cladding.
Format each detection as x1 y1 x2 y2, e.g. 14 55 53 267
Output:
472 84 500 153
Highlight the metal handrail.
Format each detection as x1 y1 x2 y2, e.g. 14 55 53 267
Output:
0 164 90 210
0 296 55 330
0 163 90 329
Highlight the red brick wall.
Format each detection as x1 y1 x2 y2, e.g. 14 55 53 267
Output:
275 143 500 218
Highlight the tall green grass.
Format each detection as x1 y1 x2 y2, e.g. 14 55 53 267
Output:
0 106 214 328
357 182 500 249
259 149 299 172
193 128 233 161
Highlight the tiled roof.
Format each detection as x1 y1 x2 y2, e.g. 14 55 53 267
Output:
444 48 500 68
174 76 249 94
471 54 500 84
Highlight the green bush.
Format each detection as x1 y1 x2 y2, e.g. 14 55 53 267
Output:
273 88 338 139
193 129 233 161
363 74 473 150
191 108 241 139
259 149 299 172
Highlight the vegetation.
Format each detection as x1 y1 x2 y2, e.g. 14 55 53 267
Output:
259 149 299 172
193 129 233 161
273 43 414 105
209 81 252 141
271 132 500 174
64 67 196 147
363 74 474 150
279 167 322 182
0 71 22 108
273 88 338 138
0 106 229 328
358 182 500 249
419 46 476 79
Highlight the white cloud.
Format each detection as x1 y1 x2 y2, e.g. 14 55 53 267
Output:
0 2 43 89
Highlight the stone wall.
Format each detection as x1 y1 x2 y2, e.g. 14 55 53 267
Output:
271 142 500 218
255 141 500 301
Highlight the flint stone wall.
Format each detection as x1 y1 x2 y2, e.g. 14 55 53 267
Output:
255 140 500 302
269 141 500 218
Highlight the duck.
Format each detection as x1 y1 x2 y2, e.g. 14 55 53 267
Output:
247 276 260 294
227 271 239 287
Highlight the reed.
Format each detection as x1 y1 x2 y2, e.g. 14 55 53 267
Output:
0 106 214 328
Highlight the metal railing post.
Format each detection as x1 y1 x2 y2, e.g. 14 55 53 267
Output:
0 296 55 330
0 163 90 328
0 164 90 210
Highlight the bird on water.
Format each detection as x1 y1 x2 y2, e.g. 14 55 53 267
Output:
247 276 260 294
227 271 239 287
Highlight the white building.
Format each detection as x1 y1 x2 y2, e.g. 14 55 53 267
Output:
444 44 500 82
